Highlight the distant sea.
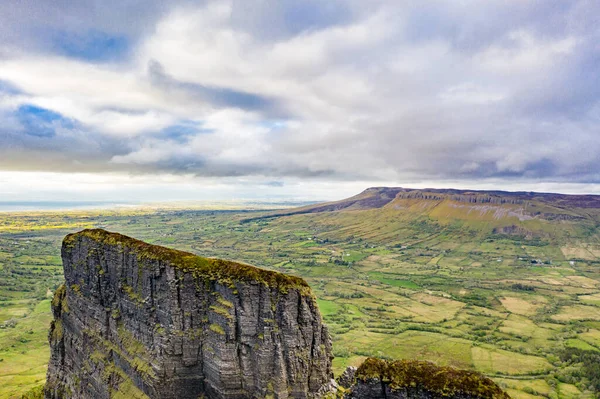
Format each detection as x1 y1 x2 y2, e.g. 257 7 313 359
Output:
0 201 135 212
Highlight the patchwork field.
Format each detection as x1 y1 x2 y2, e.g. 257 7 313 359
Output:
1 194 600 398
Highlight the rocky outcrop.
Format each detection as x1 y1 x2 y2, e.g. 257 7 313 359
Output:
343 358 510 399
336 366 356 389
395 191 524 205
45 229 332 399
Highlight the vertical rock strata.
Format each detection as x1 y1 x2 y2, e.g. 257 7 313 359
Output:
45 229 332 399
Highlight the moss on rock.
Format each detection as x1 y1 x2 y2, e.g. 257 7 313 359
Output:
64 229 311 295
20 385 44 399
355 358 510 399
51 284 69 313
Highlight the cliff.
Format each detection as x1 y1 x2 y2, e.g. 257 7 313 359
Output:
343 358 510 399
45 229 333 399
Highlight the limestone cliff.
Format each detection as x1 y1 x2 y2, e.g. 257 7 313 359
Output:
45 229 332 399
343 358 510 399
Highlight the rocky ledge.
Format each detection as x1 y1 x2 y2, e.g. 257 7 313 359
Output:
45 229 332 399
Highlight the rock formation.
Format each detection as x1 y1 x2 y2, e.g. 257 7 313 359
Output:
45 229 333 399
343 358 510 399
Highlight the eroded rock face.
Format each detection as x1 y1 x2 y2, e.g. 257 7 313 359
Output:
45 229 332 399
336 366 356 389
343 358 510 399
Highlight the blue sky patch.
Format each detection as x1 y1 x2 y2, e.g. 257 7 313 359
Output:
282 1 351 35
17 105 73 137
155 122 213 143
53 29 129 62
259 120 288 131
0 80 21 95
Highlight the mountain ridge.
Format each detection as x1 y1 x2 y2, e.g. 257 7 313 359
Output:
243 187 600 225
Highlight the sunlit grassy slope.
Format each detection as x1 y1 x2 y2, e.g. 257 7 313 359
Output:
2 188 600 398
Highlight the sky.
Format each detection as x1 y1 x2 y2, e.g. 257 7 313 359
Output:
0 0 599 202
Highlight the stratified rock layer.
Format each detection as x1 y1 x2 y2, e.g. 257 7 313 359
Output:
344 358 510 399
45 229 332 399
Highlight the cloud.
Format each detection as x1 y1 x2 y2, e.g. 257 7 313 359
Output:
147 60 286 116
0 0 599 200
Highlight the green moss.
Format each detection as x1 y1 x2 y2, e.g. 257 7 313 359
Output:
20 385 44 399
121 283 145 305
71 284 82 296
51 284 65 307
64 229 311 295
183 328 204 340
111 378 149 399
116 325 156 379
209 323 225 335
90 350 106 364
217 296 234 308
210 305 233 320
355 358 510 399
50 319 63 343
102 363 150 399
51 284 69 313
50 284 69 344
83 325 156 381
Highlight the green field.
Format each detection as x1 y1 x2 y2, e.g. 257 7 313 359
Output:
1 198 600 398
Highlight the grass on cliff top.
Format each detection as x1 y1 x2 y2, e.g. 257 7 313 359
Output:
356 357 510 399
64 229 312 295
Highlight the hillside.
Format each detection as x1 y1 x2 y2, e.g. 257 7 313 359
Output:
247 187 600 253
252 186 600 226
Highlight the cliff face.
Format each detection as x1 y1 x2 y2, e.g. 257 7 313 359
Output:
45 229 332 399
343 358 510 399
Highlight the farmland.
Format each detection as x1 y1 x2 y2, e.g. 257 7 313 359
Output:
2 191 600 398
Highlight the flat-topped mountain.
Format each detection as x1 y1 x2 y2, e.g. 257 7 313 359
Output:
244 187 600 241
253 187 600 217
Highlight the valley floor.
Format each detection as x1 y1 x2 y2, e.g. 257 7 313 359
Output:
1 206 600 399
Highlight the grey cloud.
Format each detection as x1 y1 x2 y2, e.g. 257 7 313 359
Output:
226 0 360 41
0 113 129 173
0 0 599 188
0 0 194 54
147 60 289 117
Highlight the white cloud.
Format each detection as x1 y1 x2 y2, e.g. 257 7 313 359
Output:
475 30 580 74
0 0 599 200
438 83 506 104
